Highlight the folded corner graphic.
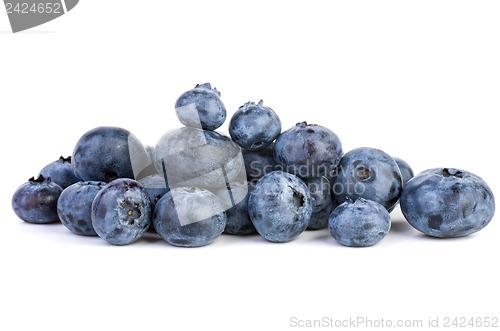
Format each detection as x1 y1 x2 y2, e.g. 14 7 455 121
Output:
5 0 79 33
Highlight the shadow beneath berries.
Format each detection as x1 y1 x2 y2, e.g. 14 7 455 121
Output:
390 219 414 234
19 221 62 227
223 232 271 245
140 231 164 244
312 231 342 247
208 233 248 247
389 218 476 242
416 233 476 242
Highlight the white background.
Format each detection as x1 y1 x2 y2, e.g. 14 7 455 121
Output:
1 1 499 330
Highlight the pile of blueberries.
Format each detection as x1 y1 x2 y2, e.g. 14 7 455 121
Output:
12 83 496 247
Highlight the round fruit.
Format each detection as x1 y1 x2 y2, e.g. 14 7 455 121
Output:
175 83 226 131
12 176 63 224
400 168 495 238
248 171 312 243
57 181 105 236
91 178 151 245
153 187 226 247
329 198 390 247
332 147 403 211
39 156 81 189
229 100 281 151
274 122 342 178
72 126 149 182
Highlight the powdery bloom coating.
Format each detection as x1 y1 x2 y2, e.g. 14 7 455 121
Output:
332 147 403 211
12 176 62 224
91 179 151 245
153 187 226 247
329 198 391 247
248 171 312 243
400 168 495 238
229 100 281 151
57 181 105 236
175 83 226 131
274 122 342 179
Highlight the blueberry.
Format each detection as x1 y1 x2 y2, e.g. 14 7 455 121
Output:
153 127 244 190
153 187 227 247
274 122 343 178
229 100 281 151
91 178 151 245
137 175 169 208
39 156 81 189
308 201 336 230
332 147 403 211
72 126 149 182
175 83 226 131
302 176 337 230
328 198 391 247
214 181 255 235
400 168 495 238
394 157 414 186
57 181 105 236
242 143 277 183
12 175 63 224
248 171 312 243
302 176 333 212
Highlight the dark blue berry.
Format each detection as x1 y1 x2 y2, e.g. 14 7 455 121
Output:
91 178 151 245
12 175 62 224
175 83 226 131
400 168 495 238
248 171 312 242
302 176 333 212
39 156 81 189
332 147 403 211
302 176 336 230
393 157 414 186
308 202 336 230
72 126 149 182
229 100 281 151
57 181 105 236
274 122 343 178
242 143 277 183
329 198 391 247
214 181 255 235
